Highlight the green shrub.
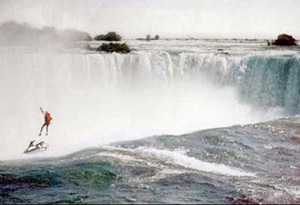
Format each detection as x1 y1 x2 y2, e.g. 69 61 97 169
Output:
94 32 122 41
96 42 130 53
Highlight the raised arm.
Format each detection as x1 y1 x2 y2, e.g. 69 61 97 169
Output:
40 107 44 114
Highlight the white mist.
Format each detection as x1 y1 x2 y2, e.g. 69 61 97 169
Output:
0 49 284 160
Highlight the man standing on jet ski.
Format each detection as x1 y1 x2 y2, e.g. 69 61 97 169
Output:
38 107 53 136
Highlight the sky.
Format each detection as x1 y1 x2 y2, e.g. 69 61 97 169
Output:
0 0 299 39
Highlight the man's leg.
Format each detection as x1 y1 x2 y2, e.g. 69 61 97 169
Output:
46 124 49 135
39 123 46 136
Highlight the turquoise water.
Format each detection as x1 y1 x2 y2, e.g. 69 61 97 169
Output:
1 39 300 203
1 116 300 204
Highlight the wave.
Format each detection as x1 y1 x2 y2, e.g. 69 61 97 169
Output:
2 114 300 203
101 146 255 177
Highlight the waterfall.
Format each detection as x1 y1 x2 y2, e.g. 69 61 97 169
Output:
176 52 300 113
0 48 294 160
240 56 300 113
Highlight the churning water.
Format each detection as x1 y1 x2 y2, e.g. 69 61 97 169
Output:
1 39 300 204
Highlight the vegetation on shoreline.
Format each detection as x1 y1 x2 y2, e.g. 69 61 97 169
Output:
136 34 160 41
267 34 297 46
94 32 122 41
1 20 298 53
96 42 131 54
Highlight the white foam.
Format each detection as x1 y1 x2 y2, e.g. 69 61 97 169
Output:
135 147 255 177
110 146 255 177
0 46 287 160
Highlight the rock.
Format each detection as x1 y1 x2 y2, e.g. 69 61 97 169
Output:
273 34 297 46
226 195 262 205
